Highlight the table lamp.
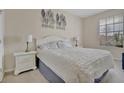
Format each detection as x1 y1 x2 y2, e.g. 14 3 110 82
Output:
25 35 32 52
73 37 79 47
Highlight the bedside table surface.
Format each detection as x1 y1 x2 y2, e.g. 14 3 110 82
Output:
14 51 37 56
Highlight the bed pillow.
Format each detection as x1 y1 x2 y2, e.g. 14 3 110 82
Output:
37 41 58 49
57 40 73 48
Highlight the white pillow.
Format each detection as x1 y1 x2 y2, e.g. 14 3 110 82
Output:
57 40 73 48
37 41 58 49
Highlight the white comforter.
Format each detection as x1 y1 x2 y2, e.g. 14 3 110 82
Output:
37 48 114 83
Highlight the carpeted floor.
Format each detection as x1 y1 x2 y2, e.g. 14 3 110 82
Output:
101 60 124 83
2 69 48 83
1 60 124 83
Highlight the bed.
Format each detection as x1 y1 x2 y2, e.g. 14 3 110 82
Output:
36 36 114 83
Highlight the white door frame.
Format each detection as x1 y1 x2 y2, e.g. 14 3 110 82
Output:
0 10 4 81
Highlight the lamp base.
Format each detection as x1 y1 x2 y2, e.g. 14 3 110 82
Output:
25 42 29 52
25 49 29 52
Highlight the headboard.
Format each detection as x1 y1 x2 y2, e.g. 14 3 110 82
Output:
37 35 69 46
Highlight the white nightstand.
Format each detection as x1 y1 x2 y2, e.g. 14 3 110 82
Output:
14 51 37 75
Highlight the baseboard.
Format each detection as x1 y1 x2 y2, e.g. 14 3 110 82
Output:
114 58 122 61
5 68 14 73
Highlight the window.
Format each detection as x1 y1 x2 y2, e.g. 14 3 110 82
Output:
99 15 124 48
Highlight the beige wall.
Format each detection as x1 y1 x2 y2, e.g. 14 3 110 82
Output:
4 9 84 71
83 9 124 59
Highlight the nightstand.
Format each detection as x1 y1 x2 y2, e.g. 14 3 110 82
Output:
14 51 37 75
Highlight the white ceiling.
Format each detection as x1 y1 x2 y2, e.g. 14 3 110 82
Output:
64 9 109 18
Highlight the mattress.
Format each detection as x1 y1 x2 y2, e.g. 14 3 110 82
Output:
37 48 114 83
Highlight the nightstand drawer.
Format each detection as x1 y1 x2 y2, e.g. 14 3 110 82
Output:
15 55 35 64
16 64 34 70
16 60 34 68
16 65 36 74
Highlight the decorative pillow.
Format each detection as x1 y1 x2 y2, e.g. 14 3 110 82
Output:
37 41 58 49
57 40 73 48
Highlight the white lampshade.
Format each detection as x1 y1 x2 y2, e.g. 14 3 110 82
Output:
76 37 79 41
27 35 33 42
73 37 79 41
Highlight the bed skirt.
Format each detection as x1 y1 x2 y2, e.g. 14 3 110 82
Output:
36 57 65 83
36 57 108 83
